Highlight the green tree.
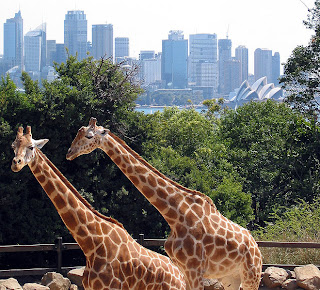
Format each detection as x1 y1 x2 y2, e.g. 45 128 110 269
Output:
280 0 320 122
218 100 320 224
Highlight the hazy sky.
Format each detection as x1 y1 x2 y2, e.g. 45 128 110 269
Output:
0 0 316 74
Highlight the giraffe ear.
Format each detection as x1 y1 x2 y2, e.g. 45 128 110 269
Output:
34 139 49 149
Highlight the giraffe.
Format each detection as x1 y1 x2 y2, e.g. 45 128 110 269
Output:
67 117 263 290
11 126 186 290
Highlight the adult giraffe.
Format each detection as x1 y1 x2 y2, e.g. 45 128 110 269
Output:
11 126 186 290
66 118 262 290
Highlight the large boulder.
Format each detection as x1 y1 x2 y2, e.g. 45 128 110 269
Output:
263 266 290 288
23 283 49 290
67 268 84 289
294 264 320 290
0 278 22 290
203 278 224 289
40 272 71 290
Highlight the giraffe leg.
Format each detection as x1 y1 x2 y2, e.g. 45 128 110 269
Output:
240 266 262 290
219 275 241 290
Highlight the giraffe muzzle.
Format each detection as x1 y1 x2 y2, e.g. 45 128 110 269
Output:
11 157 23 172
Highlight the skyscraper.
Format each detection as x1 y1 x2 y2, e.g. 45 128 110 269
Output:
161 30 188 89
254 48 272 82
92 24 113 60
218 38 232 94
24 23 46 72
189 34 218 91
64 10 87 60
3 10 23 71
115 37 129 62
235 45 249 83
272 52 280 86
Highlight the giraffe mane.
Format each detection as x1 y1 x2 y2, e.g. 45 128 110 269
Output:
108 132 217 210
36 148 125 229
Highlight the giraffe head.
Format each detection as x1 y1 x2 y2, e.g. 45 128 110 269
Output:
11 126 49 172
66 117 109 160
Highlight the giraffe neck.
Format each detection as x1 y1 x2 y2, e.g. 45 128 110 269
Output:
100 133 216 226
29 148 125 257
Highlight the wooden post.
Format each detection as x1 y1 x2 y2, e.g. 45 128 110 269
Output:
55 237 63 273
139 234 145 246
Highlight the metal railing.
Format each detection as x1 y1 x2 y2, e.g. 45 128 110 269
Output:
1 235 320 278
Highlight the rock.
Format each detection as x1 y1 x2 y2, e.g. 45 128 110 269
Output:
0 278 23 289
23 283 49 290
262 266 290 288
203 278 224 289
294 264 320 290
40 272 71 290
69 285 78 290
282 278 298 290
67 267 84 289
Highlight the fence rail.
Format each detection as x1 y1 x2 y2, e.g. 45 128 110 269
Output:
1 235 319 278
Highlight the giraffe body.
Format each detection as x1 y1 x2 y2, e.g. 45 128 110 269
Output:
67 118 262 290
11 126 186 290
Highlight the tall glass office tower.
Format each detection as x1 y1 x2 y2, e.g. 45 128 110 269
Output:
254 48 272 82
161 30 188 89
218 38 232 94
64 10 87 60
235 45 249 83
92 24 113 60
115 37 129 63
4 11 23 71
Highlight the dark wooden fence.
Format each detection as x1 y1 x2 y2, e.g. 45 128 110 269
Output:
1 235 320 278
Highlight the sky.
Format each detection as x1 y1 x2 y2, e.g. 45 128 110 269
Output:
0 0 317 74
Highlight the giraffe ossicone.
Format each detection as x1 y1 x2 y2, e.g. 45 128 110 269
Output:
11 126 186 290
67 117 263 290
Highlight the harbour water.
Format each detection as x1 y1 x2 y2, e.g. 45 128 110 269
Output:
135 106 206 114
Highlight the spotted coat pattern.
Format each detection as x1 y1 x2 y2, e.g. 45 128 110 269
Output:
67 118 263 290
11 126 186 290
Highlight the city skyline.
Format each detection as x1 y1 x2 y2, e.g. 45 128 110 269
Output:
0 0 316 74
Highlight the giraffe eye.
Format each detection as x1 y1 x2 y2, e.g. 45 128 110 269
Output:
28 146 34 150
85 135 93 139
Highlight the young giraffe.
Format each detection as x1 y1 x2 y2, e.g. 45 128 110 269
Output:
67 118 262 290
11 126 186 290
66 118 263 290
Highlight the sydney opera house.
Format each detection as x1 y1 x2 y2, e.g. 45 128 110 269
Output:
227 76 283 108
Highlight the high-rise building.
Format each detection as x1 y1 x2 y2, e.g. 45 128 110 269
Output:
254 48 272 82
223 59 241 95
115 37 129 62
46 40 56 66
55 43 67 64
189 34 218 91
139 50 155 61
218 38 232 94
92 24 113 60
235 45 249 83
24 23 46 72
272 52 280 86
3 10 23 71
161 30 188 89
141 53 162 86
64 10 87 60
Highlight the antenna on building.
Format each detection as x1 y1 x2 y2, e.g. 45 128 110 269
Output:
226 24 229 39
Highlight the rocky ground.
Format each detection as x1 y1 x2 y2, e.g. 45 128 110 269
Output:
1 264 320 289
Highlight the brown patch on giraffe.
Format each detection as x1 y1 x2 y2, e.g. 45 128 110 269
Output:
114 156 121 166
32 165 41 175
191 203 203 218
156 187 167 199
226 230 234 240
175 249 188 265
185 210 197 227
109 229 122 245
167 186 174 194
82 236 95 253
77 208 87 224
86 211 94 223
93 236 103 247
93 279 103 290
95 223 103 236
139 175 146 183
61 211 78 230
179 201 189 214
228 250 239 260
183 235 195 256
220 219 227 229
93 257 106 272
101 222 112 234
226 239 238 251
157 178 166 187
168 194 183 207
147 174 157 187
189 226 203 241
166 208 178 220
37 174 46 184
53 194 67 210
136 166 147 174
77 226 88 237
212 247 227 262
129 175 140 187
43 179 55 195
99 271 112 288
187 257 201 270
67 194 78 209
203 234 214 245
118 243 131 263
217 227 226 237
107 149 114 157
215 235 226 247
154 198 167 212
176 223 188 238
195 242 202 258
